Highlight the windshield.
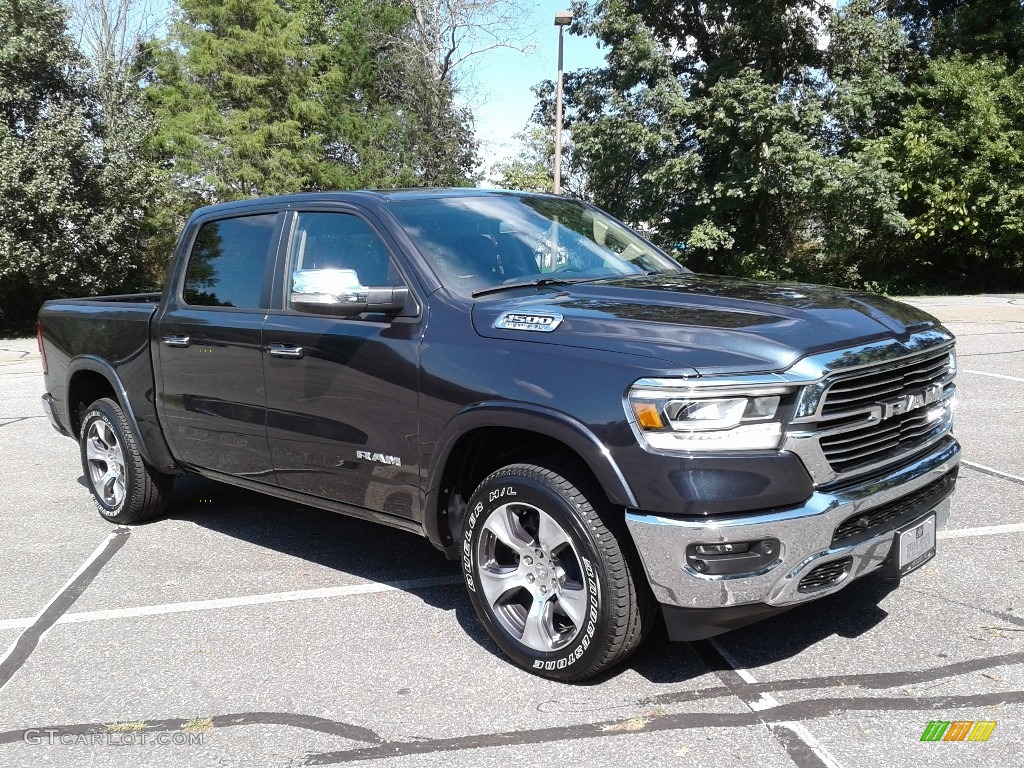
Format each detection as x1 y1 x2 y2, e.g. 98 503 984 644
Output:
387 193 684 297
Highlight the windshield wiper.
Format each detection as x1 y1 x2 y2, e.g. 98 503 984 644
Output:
471 277 595 298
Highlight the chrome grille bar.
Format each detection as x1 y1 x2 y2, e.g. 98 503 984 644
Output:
804 349 955 480
781 333 957 486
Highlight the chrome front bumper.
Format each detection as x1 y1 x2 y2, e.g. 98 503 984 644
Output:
625 437 960 610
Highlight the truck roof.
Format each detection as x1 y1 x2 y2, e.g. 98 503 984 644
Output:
189 188 542 218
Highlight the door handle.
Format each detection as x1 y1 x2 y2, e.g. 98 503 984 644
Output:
162 335 191 348
267 343 304 359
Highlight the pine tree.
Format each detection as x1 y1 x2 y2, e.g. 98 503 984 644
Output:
144 0 476 208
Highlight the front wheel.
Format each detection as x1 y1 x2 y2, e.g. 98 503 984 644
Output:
462 462 653 680
79 398 172 524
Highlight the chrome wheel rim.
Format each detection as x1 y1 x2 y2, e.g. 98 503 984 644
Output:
85 420 126 508
476 502 590 653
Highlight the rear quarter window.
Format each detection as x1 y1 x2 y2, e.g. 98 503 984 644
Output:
183 214 278 308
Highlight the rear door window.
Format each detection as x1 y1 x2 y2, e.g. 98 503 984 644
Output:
183 214 278 308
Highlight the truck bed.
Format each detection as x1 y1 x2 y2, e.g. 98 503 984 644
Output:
38 294 165 463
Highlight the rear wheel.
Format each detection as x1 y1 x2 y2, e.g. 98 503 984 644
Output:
80 398 172 524
462 462 654 680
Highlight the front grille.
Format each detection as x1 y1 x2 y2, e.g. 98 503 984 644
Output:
813 346 954 477
821 347 951 417
832 469 958 545
820 407 948 474
798 557 852 592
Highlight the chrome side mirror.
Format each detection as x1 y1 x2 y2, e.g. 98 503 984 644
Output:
290 269 408 316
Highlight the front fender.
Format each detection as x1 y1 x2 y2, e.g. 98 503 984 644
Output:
422 401 638 549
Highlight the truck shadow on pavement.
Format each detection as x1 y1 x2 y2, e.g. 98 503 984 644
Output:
149 473 900 686
160 473 500 645
590 573 899 685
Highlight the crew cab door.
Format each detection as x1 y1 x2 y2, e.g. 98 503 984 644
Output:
262 208 423 520
154 210 284 478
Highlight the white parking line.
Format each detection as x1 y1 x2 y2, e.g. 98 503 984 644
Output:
963 460 1024 485
780 722 846 768
0 575 461 632
0 529 127 692
712 640 780 710
964 369 1024 383
4 517 1023 634
0 532 118 645
708 639 845 768
938 523 1024 540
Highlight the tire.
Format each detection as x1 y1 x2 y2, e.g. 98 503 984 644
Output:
462 462 654 681
79 398 172 524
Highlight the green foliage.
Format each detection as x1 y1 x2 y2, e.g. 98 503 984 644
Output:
0 0 163 331
1 0 479 331
492 125 555 193
554 0 1024 293
6 0 1023 335
563 1 840 279
144 0 475 213
892 0 1024 66
146 0 377 199
872 56 1024 292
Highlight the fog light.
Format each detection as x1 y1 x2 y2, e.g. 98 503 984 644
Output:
685 538 781 577
696 542 750 556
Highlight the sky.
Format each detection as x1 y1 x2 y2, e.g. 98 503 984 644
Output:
464 2 607 177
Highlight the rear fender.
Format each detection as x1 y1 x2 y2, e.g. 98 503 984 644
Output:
66 356 180 473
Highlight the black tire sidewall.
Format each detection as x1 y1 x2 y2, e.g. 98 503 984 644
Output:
462 469 615 679
79 400 136 521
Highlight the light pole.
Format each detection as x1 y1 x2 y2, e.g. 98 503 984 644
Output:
553 10 573 195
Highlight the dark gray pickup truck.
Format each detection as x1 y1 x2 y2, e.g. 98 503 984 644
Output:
38 189 960 680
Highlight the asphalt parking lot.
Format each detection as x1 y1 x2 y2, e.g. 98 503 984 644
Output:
0 294 1021 767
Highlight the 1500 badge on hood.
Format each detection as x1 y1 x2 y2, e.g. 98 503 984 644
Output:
493 312 564 332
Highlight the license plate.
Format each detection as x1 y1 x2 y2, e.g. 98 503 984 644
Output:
894 514 936 576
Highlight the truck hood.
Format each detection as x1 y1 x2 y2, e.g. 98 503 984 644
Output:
471 273 941 375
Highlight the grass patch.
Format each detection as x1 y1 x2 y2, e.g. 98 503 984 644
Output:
183 717 214 733
600 716 650 733
105 721 149 733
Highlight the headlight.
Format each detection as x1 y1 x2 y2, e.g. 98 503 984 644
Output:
627 382 791 452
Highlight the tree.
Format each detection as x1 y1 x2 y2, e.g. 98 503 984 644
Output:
870 55 1024 292
397 0 537 91
369 0 542 185
560 1 837 277
0 0 161 331
891 0 1024 67
67 0 173 289
817 1 1024 292
491 126 555 192
145 0 361 201
538 0 1024 293
368 0 479 186
800 0 917 289
143 0 476 210
491 88 585 197
68 0 164 79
